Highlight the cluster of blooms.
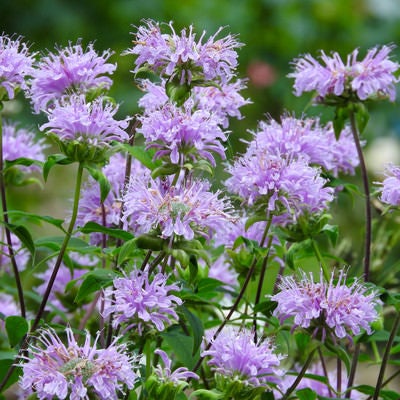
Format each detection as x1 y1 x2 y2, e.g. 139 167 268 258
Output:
127 19 241 84
76 153 144 245
202 327 284 388
29 42 115 113
377 163 400 207
245 115 360 177
0 34 34 100
226 152 334 225
289 44 399 101
123 172 234 241
20 327 137 400
103 268 182 334
271 269 381 341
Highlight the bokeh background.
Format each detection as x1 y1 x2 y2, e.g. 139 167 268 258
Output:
2 0 400 278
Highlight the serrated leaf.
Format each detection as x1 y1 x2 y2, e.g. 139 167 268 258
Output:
7 210 66 232
43 154 72 181
79 221 134 241
84 164 111 202
75 269 118 303
5 316 28 347
180 306 204 356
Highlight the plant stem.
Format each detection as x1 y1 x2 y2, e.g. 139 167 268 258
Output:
281 347 318 400
373 311 400 400
253 233 273 342
31 162 84 332
0 117 25 318
349 110 371 282
192 214 272 372
311 239 330 281
345 342 360 399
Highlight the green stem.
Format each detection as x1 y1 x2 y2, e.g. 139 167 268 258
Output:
281 347 318 400
0 116 26 318
349 110 371 282
311 239 330 281
373 311 400 400
31 162 84 332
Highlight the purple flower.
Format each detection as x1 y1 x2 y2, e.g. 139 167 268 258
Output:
76 154 148 244
127 20 241 84
377 163 400 206
0 293 20 330
0 34 34 100
225 153 333 225
289 45 399 101
19 327 138 400
138 78 250 129
154 349 199 384
208 254 239 290
0 228 30 273
246 116 359 177
271 269 381 341
2 121 47 173
103 268 182 334
123 174 233 241
202 327 284 388
29 42 115 113
40 95 129 145
35 257 92 313
138 101 226 166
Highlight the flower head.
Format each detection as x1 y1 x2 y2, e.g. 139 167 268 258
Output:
123 173 233 241
377 163 400 207
2 121 47 174
154 349 199 384
19 327 138 400
40 95 129 162
0 34 34 100
138 101 226 166
29 42 115 113
103 268 182 334
225 153 333 225
127 20 241 85
246 116 359 177
202 327 284 388
289 45 399 102
271 269 381 341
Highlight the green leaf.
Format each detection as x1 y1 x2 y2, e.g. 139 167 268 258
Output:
117 238 138 265
0 351 20 391
296 388 317 400
324 341 351 374
135 234 164 251
151 163 180 179
84 164 111 202
353 385 399 400
333 106 349 140
75 269 118 303
165 77 191 106
285 240 313 270
321 224 339 246
5 157 42 169
180 306 204 356
354 102 370 134
188 255 199 285
120 144 160 171
7 210 66 232
5 316 29 347
80 221 134 241
6 223 35 255
161 327 199 369
43 154 72 181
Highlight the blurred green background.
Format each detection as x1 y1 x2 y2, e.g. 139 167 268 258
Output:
2 0 400 277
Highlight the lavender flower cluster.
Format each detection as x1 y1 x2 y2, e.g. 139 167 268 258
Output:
0 19 399 400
